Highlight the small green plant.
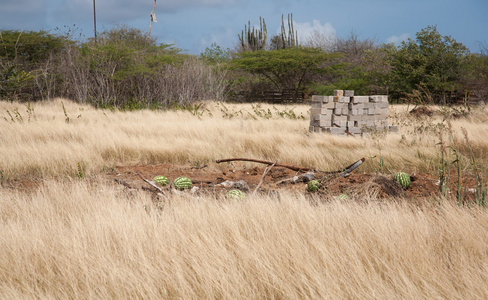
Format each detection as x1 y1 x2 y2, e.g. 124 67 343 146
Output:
61 101 70 123
76 162 85 179
170 102 212 119
251 104 272 119
26 101 34 122
272 106 305 120
217 102 243 119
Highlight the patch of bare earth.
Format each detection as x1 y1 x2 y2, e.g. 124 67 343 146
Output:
102 163 442 203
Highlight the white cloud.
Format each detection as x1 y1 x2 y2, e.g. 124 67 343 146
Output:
286 19 336 50
386 33 410 45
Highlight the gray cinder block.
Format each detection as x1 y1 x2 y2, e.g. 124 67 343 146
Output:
334 90 344 97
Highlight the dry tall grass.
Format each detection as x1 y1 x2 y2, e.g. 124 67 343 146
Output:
1 98 488 179
1 179 488 299
1 99 488 299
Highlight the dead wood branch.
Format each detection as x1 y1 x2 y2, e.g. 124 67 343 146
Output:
216 158 313 172
135 172 165 194
216 157 366 175
253 161 276 196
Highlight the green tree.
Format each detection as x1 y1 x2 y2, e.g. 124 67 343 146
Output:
232 47 341 96
0 30 69 100
386 25 469 104
200 42 231 64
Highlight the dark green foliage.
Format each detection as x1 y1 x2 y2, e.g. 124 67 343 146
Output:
232 47 341 96
385 25 470 104
0 30 69 100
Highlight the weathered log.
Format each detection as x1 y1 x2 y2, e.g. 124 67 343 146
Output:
216 158 313 172
216 157 366 175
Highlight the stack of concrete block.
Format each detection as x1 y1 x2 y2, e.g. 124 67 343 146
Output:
309 90 395 136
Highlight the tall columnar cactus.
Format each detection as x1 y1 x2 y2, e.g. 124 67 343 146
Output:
280 13 298 49
238 17 267 51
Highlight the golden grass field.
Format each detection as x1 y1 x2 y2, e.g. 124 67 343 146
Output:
1 98 488 299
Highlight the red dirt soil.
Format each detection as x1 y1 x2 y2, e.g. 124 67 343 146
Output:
2 161 478 203
105 162 444 202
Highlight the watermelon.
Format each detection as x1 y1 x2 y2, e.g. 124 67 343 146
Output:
226 189 245 199
394 172 411 189
173 176 193 190
307 180 320 192
153 175 169 186
338 194 349 201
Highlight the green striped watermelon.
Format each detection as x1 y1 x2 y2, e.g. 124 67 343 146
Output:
173 176 193 190
394 172 411 189
153 175 169 186
226 189 245 199
307 180 320 192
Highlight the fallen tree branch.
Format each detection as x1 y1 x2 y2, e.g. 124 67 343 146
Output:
253 161 276 196
135 172 165 194
216 158 313 172
216 157 366 175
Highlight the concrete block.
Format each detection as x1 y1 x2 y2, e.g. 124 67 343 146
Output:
351 96 368 103
323 96 335 103
333 115 348 122
333 121 347 127
311 102 322 109
330 127 346 135
334 102 349 109
312 95 324 103
334 96 350 103
334 90 344 97
318 114 333 121
375 102 389 109
318 120 332 127
312 108 334 115
348 109 358 116
347 127 362 135
344 90 354 97
369 95 388 103
322 101 336 109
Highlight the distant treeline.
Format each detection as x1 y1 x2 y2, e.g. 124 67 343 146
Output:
1 25 487 108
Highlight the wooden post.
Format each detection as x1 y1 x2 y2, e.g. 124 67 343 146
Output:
148 0 157 38
93 0 97 44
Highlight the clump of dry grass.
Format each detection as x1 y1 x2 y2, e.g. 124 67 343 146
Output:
1 179 488 299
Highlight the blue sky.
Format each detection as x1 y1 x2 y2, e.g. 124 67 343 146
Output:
1 0 487 54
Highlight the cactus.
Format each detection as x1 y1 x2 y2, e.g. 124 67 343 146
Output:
238 17 267 51
281 13 298 49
